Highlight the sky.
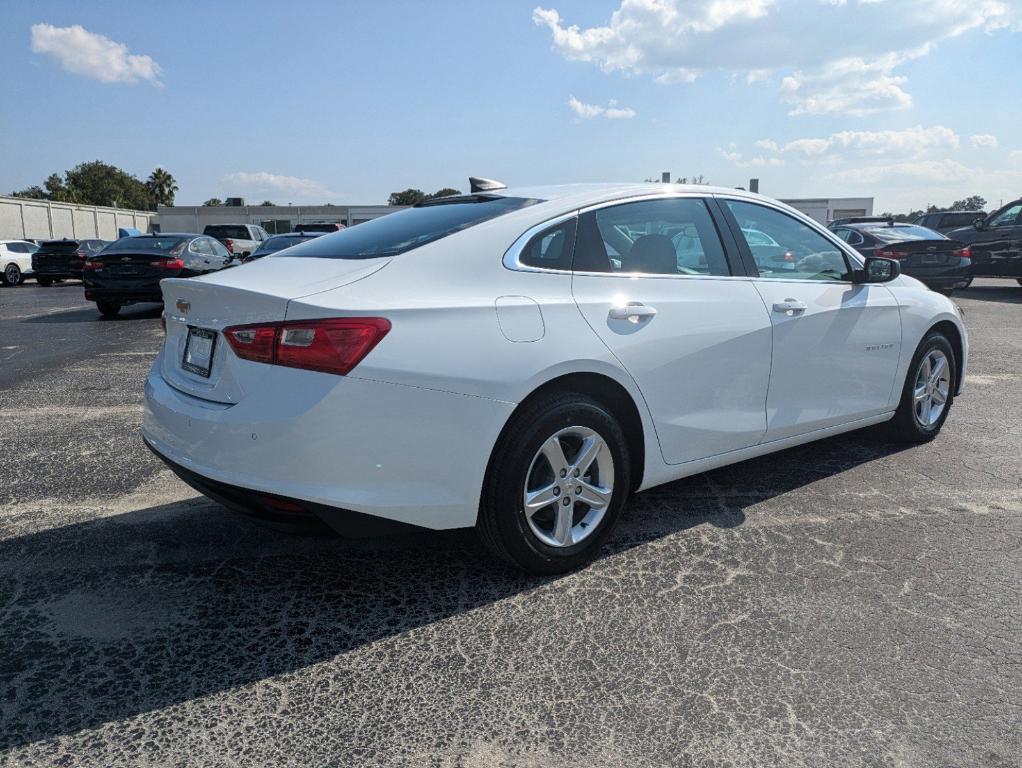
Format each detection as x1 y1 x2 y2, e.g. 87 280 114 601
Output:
2 0 1020 213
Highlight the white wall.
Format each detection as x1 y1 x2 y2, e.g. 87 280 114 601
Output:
0 196 154 240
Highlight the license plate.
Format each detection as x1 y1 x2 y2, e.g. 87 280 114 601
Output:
921 252 944 264
182 327 217 378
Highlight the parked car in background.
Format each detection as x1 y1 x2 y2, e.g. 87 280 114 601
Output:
143 182 967 574
31 239 109 285
83 234 232 317
292 222 345 233
1 239 39 286
913 210 987 234
202 224 269 260
829 222 971 295
245 232 326 262
945 198 1022 286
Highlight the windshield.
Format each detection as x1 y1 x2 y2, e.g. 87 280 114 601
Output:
280 196 540 259
255 235 315 254
103 236 188 252
863 225 944 243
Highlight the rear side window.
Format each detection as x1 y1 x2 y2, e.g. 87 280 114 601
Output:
519 218 576 270
863 225 944 243
282 196 539 260
574 198 730 276
204 225 251 240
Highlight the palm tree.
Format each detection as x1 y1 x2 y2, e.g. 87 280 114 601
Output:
146 167 178 209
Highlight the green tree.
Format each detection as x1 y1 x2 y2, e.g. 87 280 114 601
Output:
10 186 48 199
43 173 76 202
259 200 275 206
388 188 428 206
202 198 223 207
146 167 178 208
428 187 462 199
63 161 150 209
949 195 986 212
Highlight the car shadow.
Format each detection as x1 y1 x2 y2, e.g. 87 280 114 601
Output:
0 430 909 750
23 304 163 324
956 283 1022 304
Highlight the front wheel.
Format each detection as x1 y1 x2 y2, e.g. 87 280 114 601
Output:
96 301 121 318
36 277 52 287
2 263 21 286
885 331 956 443
477 393 630 574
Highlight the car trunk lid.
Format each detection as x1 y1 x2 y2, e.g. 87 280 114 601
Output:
90 251 173 279
159 256 390 403
34 240 82 269
876 239 966 267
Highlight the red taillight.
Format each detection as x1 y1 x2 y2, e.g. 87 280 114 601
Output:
951 247 971 260
223 317 390 375
152 258 185 269
75 249 87 259
876 249 909 260
224 239 235 253
83 260 103 271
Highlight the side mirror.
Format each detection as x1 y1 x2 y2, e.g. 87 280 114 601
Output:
974 217 986 230
860 256 900 283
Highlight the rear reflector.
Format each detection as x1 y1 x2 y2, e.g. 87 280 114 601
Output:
223 317 390 375
152 258 186 269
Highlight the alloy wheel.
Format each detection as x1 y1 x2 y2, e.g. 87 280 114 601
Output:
913 349 951 428
522 426 614 548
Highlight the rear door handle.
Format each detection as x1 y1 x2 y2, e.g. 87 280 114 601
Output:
608 302 657 322
772 298 807 316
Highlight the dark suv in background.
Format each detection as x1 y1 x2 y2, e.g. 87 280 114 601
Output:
913 210 988 234
31 239 109 285
945 199 1022 286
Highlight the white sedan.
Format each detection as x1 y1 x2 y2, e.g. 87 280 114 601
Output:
143 182 967 573
1 240 39 286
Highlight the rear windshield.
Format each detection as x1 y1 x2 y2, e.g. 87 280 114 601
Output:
280 196 540 260
40 240 80 252
863 225 944 243
256 235 315 253
103 236 188 252
204 225 250 239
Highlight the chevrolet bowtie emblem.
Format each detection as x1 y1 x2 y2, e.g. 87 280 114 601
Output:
176 299 190 314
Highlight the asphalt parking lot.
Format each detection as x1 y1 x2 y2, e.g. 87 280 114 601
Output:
1 280 1020 767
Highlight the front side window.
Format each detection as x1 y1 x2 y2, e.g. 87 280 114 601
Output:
726 200 851 281
990 203 1022 227
519 218 576 270
574 198 730 276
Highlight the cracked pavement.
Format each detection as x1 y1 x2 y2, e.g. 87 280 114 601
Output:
1 280 1020 767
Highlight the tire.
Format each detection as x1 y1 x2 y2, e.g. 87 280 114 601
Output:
477 392 631 575
96 301 121 318
36 277 53 287
2 263 21 286
1017 279 1022 288
960 278 973 289
884 331 956 443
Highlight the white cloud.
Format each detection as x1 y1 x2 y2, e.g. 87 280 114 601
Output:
829 159 973 185
970 134 999 149
718 148 784 168
749 126 961 160
221 171 333 200
30 23 162 85
568 95 636 120
534 1 1021 114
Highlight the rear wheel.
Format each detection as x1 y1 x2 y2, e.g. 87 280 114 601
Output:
959 277 973 289
2 263 21 286
36 277 52 287
885 331 956 443
96 301 121 318
477 392 630 574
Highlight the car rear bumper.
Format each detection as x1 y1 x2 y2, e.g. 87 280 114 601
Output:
901 260 971 290
142 346 516 530
85 288 165 303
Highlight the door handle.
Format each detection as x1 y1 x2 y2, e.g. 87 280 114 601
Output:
772 298 807 316
608 302 657 322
